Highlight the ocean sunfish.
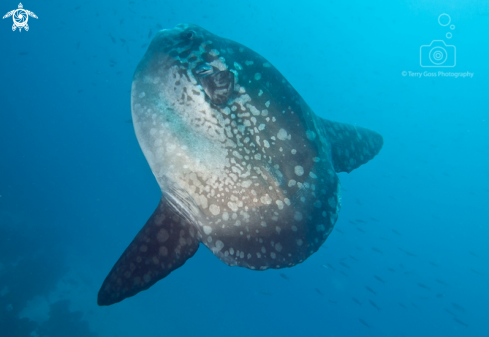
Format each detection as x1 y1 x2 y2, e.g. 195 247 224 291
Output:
98 24 383 305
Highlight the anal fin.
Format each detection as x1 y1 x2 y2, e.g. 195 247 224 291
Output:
97 195 199 306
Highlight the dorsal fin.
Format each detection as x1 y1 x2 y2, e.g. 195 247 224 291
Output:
320 119 383 173
97 195 200 306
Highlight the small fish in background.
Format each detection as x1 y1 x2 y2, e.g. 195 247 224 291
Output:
468 250 479 257
435 279 449 286
356 219 367 223
365 286 376 295
339 270 349 277
109 34 116 43
355 198 363 206
445 308 456 316
120 18 124 25
356 227 366 233
18 51 28 55
315 288 323 296
453 317 469 328
348 254 359 262
279 273 289 280
387 267 396 273
451 302 466 313
374 275 385 284
435 293 444 299
77 89 84 93
358 318 371 328
398 247 417 257
369 300 381 311
470 268 484 276
370 217 380 222
259 290 273 297
411 302 420 311
148 29 153 39
417 283 431 291
398 302 408 310
428 261 439 267
335 228 344 234
339 261 350 269
328 299 337 304
371 247 383 254
124 119 133 124
323 263 335 271
352 297 362 306
391 229 402 235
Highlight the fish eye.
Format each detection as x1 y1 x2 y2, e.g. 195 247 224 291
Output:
194 64 214 76
185 30 195 40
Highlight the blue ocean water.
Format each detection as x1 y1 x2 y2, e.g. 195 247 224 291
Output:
1 0 488 336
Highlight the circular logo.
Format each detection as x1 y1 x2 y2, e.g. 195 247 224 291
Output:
429 47 447 65
13 9 27 26
438 13 451 26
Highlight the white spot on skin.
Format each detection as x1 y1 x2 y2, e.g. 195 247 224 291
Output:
209 204 220 215
294 212 303 221
276 226 281 234
265 100 270 108
275 243 283 252
270 252 276 259
228 202 238 212
277 129 288 140
297 239 303 246
306 130 316 140
288 180 296 187
284 198 291 206
254 73 261 80
222 212 229 221
159 246 168 256
260 194 272 205
291 225 298 231
138 92 145 98
203 226 212 235
291 149 297 155
294 166 304 176
214 240 224 252
276 200 284 210
157 229 169 243
263 140 270 148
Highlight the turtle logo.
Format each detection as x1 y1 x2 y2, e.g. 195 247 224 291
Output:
3 3 37 32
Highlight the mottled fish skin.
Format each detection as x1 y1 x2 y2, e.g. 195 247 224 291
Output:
98 24 383 306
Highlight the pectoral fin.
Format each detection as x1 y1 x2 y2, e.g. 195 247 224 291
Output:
320 119 383 173
97 195 200 306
